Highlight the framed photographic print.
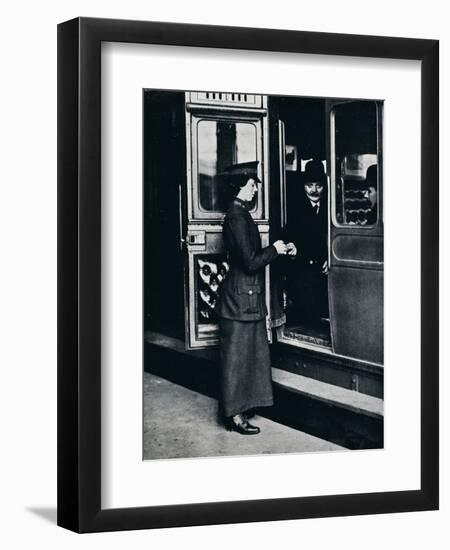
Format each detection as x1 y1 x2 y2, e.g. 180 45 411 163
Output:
57 17 439 532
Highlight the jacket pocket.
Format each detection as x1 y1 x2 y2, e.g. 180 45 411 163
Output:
237 283 263 314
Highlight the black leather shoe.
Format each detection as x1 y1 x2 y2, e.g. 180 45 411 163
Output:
226 414 260 435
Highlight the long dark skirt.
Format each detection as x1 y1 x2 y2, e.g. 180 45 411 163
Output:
219 318 274 418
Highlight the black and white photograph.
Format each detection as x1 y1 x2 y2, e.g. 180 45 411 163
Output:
143 90 384 459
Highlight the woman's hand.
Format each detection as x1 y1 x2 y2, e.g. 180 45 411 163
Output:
273 240 288 255
286 242 297 257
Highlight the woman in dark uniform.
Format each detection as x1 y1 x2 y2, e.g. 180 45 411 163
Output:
216 165 287 434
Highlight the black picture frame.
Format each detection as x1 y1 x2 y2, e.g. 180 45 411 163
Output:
57 17 439 533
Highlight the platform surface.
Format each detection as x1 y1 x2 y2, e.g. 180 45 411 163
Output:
144 372 345 460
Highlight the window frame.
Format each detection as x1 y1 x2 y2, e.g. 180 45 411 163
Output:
330 100 382 230
188 111 267 222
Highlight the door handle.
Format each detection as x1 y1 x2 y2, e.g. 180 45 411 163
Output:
183 231 206 251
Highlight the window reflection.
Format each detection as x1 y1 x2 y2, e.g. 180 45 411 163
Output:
197 120 258 212
334 102 379 226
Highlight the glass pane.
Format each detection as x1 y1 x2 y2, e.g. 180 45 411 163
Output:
334 102 379 226
197 120 258 213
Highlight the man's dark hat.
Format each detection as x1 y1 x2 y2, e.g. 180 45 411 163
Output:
302 159 326 184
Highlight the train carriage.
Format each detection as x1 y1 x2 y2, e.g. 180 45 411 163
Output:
144 89 384 408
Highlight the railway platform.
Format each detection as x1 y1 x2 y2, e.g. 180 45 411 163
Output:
144 332 384 454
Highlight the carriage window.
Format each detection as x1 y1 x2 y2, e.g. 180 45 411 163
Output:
334 102 379 226
197 120 259 213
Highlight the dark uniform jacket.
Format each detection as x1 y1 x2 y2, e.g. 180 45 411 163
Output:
282 196 329 322
217 199 278 321
284 197 327 268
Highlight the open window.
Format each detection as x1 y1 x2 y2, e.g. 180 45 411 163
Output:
333 101 381 228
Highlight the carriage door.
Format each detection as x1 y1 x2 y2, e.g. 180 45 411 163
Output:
183 92 270 349
328 100 384 364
